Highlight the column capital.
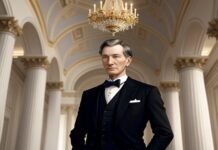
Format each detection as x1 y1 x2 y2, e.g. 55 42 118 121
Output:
0 16 22 36
160 81 180 91
207 18 218 40
46 81 63 90
19 56 49 69
175 57 208 71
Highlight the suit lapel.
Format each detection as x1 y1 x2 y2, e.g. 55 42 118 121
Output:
115 77 139 124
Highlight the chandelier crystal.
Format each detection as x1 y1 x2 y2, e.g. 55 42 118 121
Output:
88 0 139 36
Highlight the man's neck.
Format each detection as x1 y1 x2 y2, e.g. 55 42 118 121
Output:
109 74 127 81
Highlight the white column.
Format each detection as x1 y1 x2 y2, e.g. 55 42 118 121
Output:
160 82 183 150
66 106 74 150
58 107 68 150
44 82 63 150
0 16 21 142
16 56 49 150
175 57 214 150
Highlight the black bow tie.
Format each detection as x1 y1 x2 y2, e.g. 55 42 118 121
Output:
103 79 121 88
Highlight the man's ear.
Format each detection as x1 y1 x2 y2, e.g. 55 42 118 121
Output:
126 57 132 66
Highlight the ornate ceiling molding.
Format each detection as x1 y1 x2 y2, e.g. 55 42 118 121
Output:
0 16 22 36
29 0 190 47
30 0 88 47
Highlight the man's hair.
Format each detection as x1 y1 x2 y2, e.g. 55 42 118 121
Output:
99 39 133 57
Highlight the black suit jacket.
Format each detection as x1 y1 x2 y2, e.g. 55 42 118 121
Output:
70 77 173 150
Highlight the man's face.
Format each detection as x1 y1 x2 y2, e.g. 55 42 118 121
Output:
101 45 132 79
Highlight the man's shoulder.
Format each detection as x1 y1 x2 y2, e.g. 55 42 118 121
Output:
83 84 103 94
128 77 156 89
128 77 160 96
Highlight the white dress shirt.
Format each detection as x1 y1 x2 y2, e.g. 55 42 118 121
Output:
104 75 128 104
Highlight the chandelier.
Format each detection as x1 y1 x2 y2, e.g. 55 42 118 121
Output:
88 0 139 36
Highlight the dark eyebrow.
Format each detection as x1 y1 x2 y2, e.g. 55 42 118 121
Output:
102 53 122 56
113 54 121 56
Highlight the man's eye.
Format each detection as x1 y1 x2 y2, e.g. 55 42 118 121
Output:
113 55 120 58
102 56 108 59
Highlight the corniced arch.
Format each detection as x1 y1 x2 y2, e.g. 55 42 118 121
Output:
180 20 205 56
22 22 43 56
47 58 61 82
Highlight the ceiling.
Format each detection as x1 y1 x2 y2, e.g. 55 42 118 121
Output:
29 0 189 77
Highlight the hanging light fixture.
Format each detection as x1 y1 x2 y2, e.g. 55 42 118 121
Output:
88 0 139 36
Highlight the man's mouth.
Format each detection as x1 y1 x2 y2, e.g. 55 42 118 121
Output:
107 68 115 70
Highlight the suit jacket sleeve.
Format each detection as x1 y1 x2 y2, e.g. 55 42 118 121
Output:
69 91 88 150
146 87 174 150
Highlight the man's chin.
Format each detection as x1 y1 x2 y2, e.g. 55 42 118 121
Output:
107 72 118 77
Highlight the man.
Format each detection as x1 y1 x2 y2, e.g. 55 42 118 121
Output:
70 39 173 150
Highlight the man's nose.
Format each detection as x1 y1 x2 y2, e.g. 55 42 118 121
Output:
108 57 114 64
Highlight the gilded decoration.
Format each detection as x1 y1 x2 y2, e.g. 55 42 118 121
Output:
0 16 22 36
175 57 208 71
160 81 179 91
47 81 63 90
207 18 218 40
19 56 49 69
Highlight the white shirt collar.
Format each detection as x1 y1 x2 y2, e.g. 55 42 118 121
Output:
108 75 128 84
